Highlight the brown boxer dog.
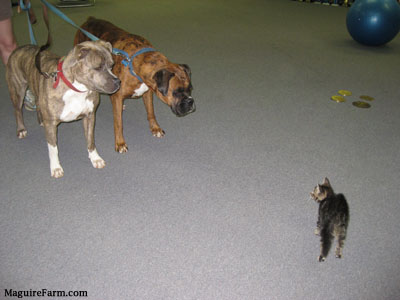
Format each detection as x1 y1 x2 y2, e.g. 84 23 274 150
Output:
74 17 195 153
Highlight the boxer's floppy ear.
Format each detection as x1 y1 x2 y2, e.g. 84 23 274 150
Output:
179 64 191 78
153 69 174 96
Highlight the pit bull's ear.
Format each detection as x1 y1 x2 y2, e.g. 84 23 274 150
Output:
105 41 113 53
75 44 90 60
179 64 191 78
98 40 113 53
153 69 174 96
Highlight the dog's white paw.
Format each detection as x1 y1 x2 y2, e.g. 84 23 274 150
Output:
151 128 165 138
88 148 105 169
17 130 27 139
92 158 106 169
51 167 64 178
48 144 63 178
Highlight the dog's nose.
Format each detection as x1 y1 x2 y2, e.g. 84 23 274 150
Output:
182 96 194 108
114 77 121 87
172 97 195 117
181 97 195 111
185 97 194 107
178 97 195 115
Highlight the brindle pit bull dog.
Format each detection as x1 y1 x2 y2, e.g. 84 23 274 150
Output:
74 17 195 153
6 40 120 178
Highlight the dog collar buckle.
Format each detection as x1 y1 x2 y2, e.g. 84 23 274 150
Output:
42 71 59 80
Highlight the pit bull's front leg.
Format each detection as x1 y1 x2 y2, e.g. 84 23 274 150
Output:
43 120 64 178
82 113 105 169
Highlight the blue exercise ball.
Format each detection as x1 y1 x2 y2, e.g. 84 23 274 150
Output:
346 0 400 46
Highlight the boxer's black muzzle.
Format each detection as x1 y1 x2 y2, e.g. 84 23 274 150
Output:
172 96 196 117
171 84 195 117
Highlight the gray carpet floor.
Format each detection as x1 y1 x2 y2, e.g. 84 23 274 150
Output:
1 0 400 299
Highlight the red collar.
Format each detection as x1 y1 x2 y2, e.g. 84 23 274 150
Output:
53 57 85 93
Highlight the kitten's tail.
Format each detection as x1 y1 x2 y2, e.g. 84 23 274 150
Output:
320 225 334 259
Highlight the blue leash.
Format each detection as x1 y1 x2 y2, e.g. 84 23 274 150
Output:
38 0 100 42
19 0 37 45
21 0 155 82
20 0 98 43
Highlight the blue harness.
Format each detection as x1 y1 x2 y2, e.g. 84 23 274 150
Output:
112 48 156 82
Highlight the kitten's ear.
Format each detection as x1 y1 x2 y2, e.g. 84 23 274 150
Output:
323 177 331 187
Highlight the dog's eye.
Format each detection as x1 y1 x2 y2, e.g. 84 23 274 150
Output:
173 86 193 98
94 63 105 71
173 88 184 98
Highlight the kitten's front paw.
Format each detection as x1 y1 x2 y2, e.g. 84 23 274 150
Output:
314 228 321 235
318 255 326 262
335 247 343 258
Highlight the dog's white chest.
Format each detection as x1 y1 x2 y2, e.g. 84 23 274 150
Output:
132 83 149 97
60 82 93 122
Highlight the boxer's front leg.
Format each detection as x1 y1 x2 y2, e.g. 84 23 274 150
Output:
142 90 165 138
110 92 128 153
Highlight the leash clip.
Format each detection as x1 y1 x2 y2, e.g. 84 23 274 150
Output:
42 71 59 80
50 71 59 81
121 58 130 67
113 49 131 67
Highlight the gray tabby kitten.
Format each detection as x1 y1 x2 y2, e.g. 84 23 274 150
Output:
310 178 349 262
